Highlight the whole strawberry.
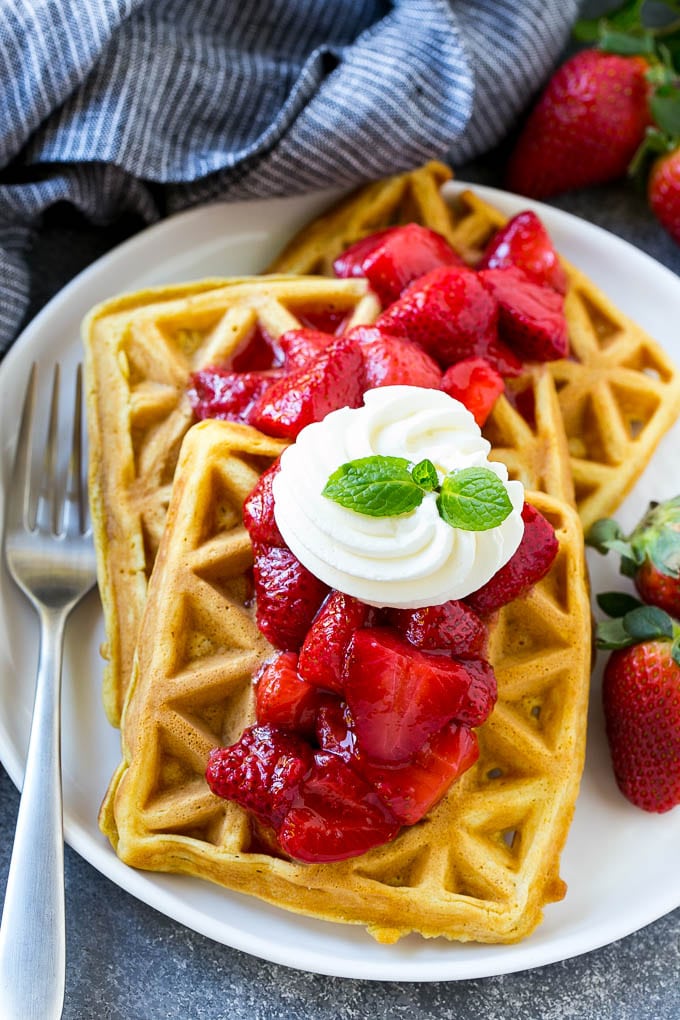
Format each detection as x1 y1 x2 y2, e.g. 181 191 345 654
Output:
506 50 650 199
597 604 680 812
648 145 680 244
587 496 680 618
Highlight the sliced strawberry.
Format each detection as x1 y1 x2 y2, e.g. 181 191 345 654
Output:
333 224 464 306
376 266 522 377
479 211 568 295
315 701 479 825
347 325 442 390
252 543 329 650
440 356 505 426
248 336 366 439
187 368 280 424
254 651 329 737
278 328 334 371
386 599 487 657
277 750 400 863
451 658 497 727
479 267 568 363
230 323 283 372
344 627 484 763
205 724 312 828
242 458 284 547
359 723 479 825
465 502 559 615
298 590 374 693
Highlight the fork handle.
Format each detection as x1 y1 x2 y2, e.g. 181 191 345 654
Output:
0 607 66 1020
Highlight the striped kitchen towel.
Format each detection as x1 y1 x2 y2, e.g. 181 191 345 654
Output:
0 0 578 354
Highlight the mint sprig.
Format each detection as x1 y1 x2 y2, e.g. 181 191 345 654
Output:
322 455 513 532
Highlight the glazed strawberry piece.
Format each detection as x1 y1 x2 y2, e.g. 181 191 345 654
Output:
376 266 522 377
187 368 279 425
298 590 374 693
242 458 284 546
248 336 365 439
206 724 312 828
252 543 329 650
333 224 464 306
465 502 559 615
386 599 487 658
254 652 329 737
479 210 568 295
230 323 283 372
451 658 497 727
277 750 400 862
347 325 442 390
316 699 480 825
479 266 568 363
344 627 486 763
440 356 505 427
278 328 334 371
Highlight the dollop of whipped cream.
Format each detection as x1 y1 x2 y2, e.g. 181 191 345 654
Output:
272 386 524 609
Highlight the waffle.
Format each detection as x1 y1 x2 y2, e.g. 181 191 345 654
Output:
100 417 591 944
84 275 380 725
270 166 680 531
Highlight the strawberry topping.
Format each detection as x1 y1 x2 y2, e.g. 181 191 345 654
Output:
298 590 374 693
440 356 505 427
479 210 568 295
242 458 284 547
187 368 279 425
479 266 569 363
254 652 328 738
348 325 442 390
386 599 487 657
252 543 329 650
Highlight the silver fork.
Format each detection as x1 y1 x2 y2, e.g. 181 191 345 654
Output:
0 363 97 1020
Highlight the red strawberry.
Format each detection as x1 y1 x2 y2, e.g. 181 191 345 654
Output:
451 658 497 727
648 146 680 245
376 266 522 377
506 50 650 199
479 267 569 363
278 328 334 371
600 628 680 813
187 368 279 424
347 325 442 390
586 496 680 619
479 210 568 295
344 627 489 762
254 651 329 737
465 502 559 616
248 336 365 439
277 750 400 862
440 356 505 427
242 458 284 547
297 590 374 693
252 543 329 650
206 724 312 827
386 599 487 657
315 700 480 824
333 224 463 306
230 323 283 372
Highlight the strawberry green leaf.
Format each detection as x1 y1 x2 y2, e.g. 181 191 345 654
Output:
599 28 655 55
411 458 439 491
596 591 643 618
322 455 425 517
585 517 626 553
672 635 680 667
437 467 513 532
649 84 680 137
622 604 674 641
596 617 634 650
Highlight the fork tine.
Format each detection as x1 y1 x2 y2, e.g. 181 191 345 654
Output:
5 364 37 534
62 364 87 536
35 364 60 535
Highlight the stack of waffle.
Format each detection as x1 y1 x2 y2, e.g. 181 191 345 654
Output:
85 163 680 944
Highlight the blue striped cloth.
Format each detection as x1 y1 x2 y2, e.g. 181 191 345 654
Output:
0 0 578 355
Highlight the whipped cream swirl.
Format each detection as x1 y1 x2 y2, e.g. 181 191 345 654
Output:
272 386 524 608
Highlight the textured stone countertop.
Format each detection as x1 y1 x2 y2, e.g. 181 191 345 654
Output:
1 154 680 1019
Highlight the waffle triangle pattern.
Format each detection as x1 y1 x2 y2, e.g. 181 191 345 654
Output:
270 163 680 532
100 419 591 944
85 276 380 725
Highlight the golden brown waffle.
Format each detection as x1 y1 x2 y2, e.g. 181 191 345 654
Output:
100 418 591 944
270 170 680 531
84 275 380 725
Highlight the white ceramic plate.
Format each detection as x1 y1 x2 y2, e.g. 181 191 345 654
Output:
1 182 679 982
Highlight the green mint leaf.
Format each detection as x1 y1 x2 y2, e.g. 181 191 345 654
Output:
410 458 439 491
596 617 635 650
437 467 513 532
623 605 674 641
596 591 643 618
322 455 425 517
